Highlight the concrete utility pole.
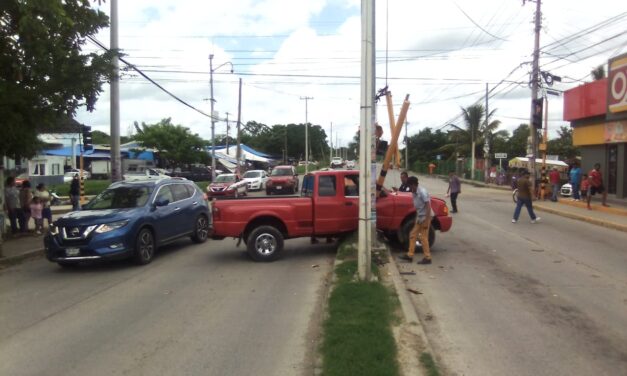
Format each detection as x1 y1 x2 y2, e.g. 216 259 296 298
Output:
236 78 242 175
209 55 233 181
330 122 333 163
405 118 409 171
484 82 490 181
528 0 542 189
225 112 230 155
110 0 121 182
300 96 313 173
358 0 375 281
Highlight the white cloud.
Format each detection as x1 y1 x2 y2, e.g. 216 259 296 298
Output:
76 0 627 149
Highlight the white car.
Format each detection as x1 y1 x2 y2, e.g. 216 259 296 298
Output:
63 169 91 183
331 157 344 169
560 183 573 197
346 160 355 169
241 170 269 191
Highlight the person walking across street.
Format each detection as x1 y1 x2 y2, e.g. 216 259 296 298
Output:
398 176 432 265
588 163 609 207
512 170 541 224
549 167 560 202
4 177 21 234
446 171 461 213
569 163 582 201
70 174 80 211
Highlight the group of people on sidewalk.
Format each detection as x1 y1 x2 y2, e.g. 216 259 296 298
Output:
567 162 609 210
3 176 53 236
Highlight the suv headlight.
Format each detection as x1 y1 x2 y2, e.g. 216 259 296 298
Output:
95 220 129 234
49 224 59 235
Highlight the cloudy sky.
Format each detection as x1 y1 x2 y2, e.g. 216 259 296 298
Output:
76 0 627 150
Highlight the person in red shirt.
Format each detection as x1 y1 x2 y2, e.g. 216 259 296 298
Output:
548 167 561 202
580 174 591 210
588 163 608 207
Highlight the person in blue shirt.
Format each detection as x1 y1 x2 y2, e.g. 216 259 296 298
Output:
569 162 582 201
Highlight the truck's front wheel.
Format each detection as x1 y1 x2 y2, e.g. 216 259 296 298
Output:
399 219 436 254
247 226 284 262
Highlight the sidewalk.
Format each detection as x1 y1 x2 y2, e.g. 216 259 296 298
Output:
0 205 72 267
453 175 627 232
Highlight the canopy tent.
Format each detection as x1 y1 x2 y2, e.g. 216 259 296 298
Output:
207 144 273 163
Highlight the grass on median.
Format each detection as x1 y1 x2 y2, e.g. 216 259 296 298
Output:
420 352 441 376
321 259 399 376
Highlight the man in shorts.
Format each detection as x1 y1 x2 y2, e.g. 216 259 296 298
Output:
588 163 609 207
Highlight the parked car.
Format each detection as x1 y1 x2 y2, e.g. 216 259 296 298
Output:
241 170 269 191
123 168 170 181
330 157 344 169
63 169 91 183
346 160 355 169
560 183 573 197
207 173 248 198
167 166 214 182
266 165 299 195
211 169 452 261
44 178 210 267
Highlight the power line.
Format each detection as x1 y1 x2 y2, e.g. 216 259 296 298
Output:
87 36 213 120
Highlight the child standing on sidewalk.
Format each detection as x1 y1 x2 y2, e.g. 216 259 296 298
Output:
29 196 44 235
580 174 591 210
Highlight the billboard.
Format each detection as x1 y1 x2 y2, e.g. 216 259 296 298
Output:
608 52 627 120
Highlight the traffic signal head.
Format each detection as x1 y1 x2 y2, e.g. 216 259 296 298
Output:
82 125 93 151
532 98 543 129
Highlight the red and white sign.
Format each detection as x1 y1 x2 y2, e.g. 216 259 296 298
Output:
608 53 627 115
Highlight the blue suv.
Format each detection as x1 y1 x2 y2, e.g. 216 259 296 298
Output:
45 178 210 267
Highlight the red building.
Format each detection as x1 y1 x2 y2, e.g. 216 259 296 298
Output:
563 53 627 199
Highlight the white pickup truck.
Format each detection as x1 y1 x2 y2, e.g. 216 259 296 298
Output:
123 168 170 181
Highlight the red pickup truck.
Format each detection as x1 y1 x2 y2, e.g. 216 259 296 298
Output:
211 169 452 261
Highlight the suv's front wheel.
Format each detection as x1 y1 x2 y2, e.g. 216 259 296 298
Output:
134 228 155 265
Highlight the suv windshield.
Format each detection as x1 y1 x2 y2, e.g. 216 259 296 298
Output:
85 186 153 210
215 175 236 183
271 168 292 176
243 171 261 178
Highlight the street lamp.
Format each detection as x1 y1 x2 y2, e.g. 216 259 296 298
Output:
209 54 233 181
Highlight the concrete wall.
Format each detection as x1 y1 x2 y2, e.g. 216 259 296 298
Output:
580 145 607 178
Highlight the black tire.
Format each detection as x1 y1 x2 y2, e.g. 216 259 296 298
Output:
191 214 209 243
134 228 155 265
246 225 284 262
399 219 435 254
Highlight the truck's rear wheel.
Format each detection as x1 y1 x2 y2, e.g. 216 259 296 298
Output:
246 225 284 262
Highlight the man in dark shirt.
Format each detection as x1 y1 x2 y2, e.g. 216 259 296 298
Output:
512 170 540 223
393 171 411 192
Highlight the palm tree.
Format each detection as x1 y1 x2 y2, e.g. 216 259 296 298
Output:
438 104 502 179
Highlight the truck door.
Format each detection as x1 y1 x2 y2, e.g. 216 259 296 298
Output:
313 174 359 234
340 174 360 231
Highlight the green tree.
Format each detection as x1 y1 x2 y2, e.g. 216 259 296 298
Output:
547 126 579 160
0 0 113 159
133 118 208 166
440 104 501 159
92 130 130 145
407 127 448 163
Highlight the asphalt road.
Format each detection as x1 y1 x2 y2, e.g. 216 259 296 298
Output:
399 176 627 376
0 236 335 376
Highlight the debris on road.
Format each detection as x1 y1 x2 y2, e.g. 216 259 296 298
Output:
400 271 416 275
407 288 423 295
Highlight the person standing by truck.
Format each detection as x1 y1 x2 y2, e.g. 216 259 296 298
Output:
399 176 432 265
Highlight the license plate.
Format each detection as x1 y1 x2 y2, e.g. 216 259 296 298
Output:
65 248 80 256
276 186 282 190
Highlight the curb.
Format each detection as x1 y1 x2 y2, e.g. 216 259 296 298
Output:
387 255 436 357
0 248 44 268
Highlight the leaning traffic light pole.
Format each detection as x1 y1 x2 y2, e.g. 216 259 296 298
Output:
79 125 93 204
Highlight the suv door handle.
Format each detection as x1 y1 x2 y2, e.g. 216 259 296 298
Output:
192 201 198 205
174 207 181 211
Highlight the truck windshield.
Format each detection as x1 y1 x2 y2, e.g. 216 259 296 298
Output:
84 186 153 210
215 175 236 183
271 168 292 176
